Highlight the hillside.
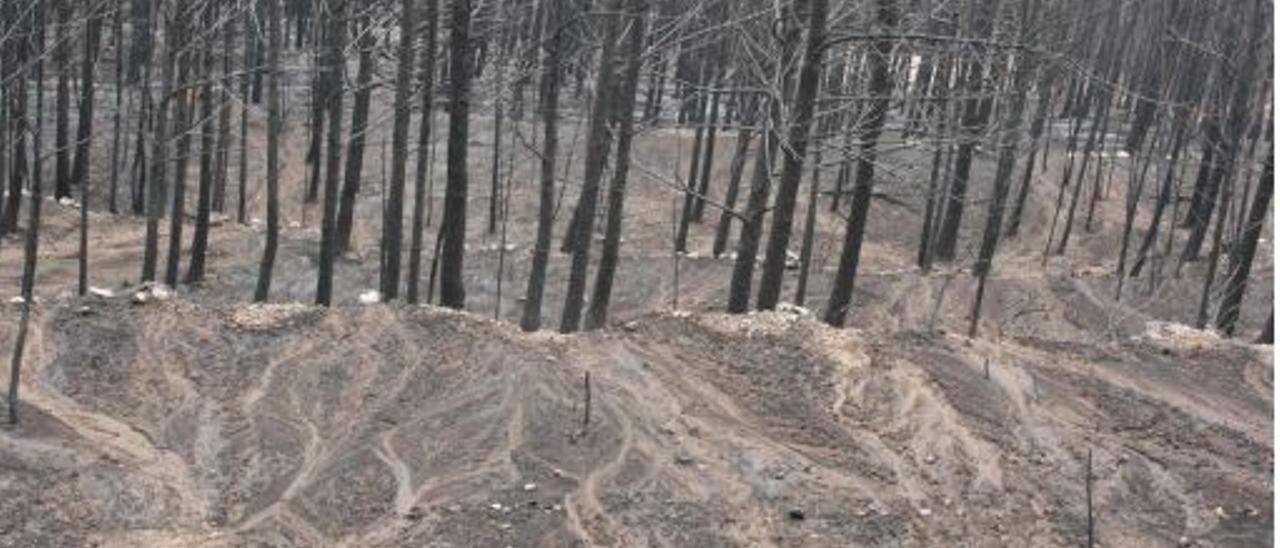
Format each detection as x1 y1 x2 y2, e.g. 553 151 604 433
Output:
0 295 1270 547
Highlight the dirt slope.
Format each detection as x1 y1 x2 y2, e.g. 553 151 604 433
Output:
0 296 1269 547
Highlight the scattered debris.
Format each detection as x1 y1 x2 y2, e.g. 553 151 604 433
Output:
404 506 425 521
131 283 173 305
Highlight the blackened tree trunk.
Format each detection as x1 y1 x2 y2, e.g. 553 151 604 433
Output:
54 0 72 200
691 76 722 223
1005 67 1056 238
823 0 896 327
379 0 418 300
439 0 473 309
520 0 560 331
560 2 620 333
7 101 42 427
71 5 105 193
251 0 265 104
165 49 196 288
408 0 440 304
337 16 375 253
238 3 252 225
711 126 753 257
794 146 821 306
933 0 996 262
726 6 802 313
756 0 828 311
187 6 217 285
128 0 152 84
76 6 105 296
1215 153 1271 335
967 0 1035 338
315 0 347 306
31 3 46 208
109 1 126 213
1194 0 1265 327
142 7 178 283
255 0 282 301
673 76 706 253
0 2 31 237
1055 79 1111 255
212 15 234 213
584 0 647 331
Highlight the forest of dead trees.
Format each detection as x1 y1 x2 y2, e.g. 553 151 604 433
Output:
0 0 1275 420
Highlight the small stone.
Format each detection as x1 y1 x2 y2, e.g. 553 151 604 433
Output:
405 506 425 521
674 451 695 466
490 503 504 512
787 508 805 521
918 507 932 517
1214 506 1228 519
522 483 537 492
1178 536 1192 547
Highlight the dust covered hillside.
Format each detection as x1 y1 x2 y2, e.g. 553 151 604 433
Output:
0 297 1270 547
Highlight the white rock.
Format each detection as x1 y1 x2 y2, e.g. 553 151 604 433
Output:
358 290 382 304
58 197 77 208
88 286 115 298
522 483 536 492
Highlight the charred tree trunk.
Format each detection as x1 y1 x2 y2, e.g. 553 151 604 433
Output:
164 47 196 288
336 16 375 253
559 2 620 333
53 0 72 200
187 6 217 285
439 0 473 309
1215 153 1271 335
380 0 418 300
823 0 897 327
711 126 753 258
408 0 440 304
141 7 178 283
520 0 561 330
967 0 1035 338
756 0 828 311
315 0 347 306
932 0 996 262
584 0 647 331
254 0 283 302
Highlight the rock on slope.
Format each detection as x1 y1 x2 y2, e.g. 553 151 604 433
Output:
0 299 1271 547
